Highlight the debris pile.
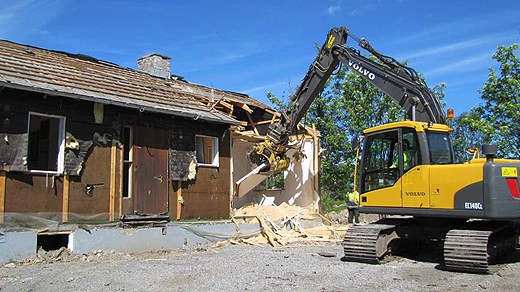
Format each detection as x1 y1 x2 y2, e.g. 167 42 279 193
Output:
221 203 349 247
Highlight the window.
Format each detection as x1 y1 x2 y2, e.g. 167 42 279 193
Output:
122 127 133 198
196 135 219 167
402 129 421 171
362 130 399 192
27 112 66 172
427 131 453 164
361 128 425 192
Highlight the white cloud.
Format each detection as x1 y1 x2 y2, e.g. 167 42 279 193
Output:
240 80 288 95
397 33 513 61
423 52 493 77
396 9 520 44
0 0 66 40
326 5 341 15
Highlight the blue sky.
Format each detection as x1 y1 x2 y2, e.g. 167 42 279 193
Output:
0 1 518 115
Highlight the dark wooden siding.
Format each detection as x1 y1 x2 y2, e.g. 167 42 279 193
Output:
5 172 64 218
176 131 231 219
1 88 233 222
68 146 112 221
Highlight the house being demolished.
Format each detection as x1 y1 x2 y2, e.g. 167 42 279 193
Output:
0 40 321 228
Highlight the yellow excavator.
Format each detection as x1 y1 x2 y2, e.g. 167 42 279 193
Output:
249 27 520 273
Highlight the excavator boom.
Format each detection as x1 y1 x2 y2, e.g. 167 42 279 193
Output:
250 27 446 172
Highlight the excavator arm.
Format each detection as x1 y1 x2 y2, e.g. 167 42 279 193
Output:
249 27 446 173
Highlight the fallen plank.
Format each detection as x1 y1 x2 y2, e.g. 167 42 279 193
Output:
234 162 269 198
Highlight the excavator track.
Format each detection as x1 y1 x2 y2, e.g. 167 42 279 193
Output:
443 222 519 274
443 229 494 274
342 222 399 264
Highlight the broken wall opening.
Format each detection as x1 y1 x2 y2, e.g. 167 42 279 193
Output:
37 233 69 252
232 132 320 211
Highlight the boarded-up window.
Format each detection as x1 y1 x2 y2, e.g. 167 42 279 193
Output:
196 135 219 167
27 112 65 173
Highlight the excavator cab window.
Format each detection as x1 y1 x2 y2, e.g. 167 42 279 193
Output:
402 129 420 171
426 131 453 164
361 128 421 193
362 130 399 192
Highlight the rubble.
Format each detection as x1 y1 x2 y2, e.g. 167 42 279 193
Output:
223 203 350 247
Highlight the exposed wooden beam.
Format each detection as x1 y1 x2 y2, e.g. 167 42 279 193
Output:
219 100 234 110
62 175 70 223
222 99 254 114
255 118 280 125
109 142 117 221
118 145 123 218
312 123 320 212
176 180 182 220
0 171 5 224
245 111 259 135
264 108 280 116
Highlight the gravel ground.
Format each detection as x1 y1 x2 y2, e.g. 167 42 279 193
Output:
2 242 520 292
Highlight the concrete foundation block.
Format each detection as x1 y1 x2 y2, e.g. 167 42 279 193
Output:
0 231 37 264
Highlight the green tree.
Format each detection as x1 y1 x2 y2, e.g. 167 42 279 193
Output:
458 44 520 158
451 108 487 162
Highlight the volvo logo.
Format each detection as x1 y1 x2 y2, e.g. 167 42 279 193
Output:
348 60 376 80
405 192 426 196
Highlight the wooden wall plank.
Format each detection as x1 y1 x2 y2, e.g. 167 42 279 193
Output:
62 174 70 222
0 171 6 224
176 180 182 220
118 146 123 218
109 143 116 221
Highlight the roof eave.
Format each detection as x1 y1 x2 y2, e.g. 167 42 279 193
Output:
0 78 239 126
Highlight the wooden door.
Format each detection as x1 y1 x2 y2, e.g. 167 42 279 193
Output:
132 127 168 214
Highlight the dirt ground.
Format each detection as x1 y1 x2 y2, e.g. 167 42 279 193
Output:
2 241 520 292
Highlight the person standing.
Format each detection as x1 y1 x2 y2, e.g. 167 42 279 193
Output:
347 182 360 224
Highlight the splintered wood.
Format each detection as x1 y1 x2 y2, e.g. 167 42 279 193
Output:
224 203 348 247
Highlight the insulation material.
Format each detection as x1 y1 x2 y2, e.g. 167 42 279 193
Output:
64 139 93 176
169 150 197 181
92 132 113 147
0 133 28 172
93 103 104 124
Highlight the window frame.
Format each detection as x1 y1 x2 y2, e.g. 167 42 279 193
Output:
361 130 399 192
195 134 219 167
27 112 66 174
426 131 454 165
122 126 134 198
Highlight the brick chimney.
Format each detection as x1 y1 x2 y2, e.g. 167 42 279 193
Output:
137 53 171 79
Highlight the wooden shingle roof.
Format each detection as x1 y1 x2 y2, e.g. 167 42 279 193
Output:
0 40 269 124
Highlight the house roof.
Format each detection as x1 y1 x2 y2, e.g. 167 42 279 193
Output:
0 40 270 125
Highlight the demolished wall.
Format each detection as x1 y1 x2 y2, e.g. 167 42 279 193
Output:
231 132 320 212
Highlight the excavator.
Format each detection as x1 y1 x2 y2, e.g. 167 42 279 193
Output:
249 27 520 273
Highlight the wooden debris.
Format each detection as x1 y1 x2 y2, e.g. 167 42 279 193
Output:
229 203 349 247
256 216 281 246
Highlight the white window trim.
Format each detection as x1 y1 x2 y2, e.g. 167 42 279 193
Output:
123 126 133 198
196 134 219 167
27 112 66 174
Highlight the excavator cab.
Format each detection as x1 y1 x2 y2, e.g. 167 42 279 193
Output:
358 121 453 209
